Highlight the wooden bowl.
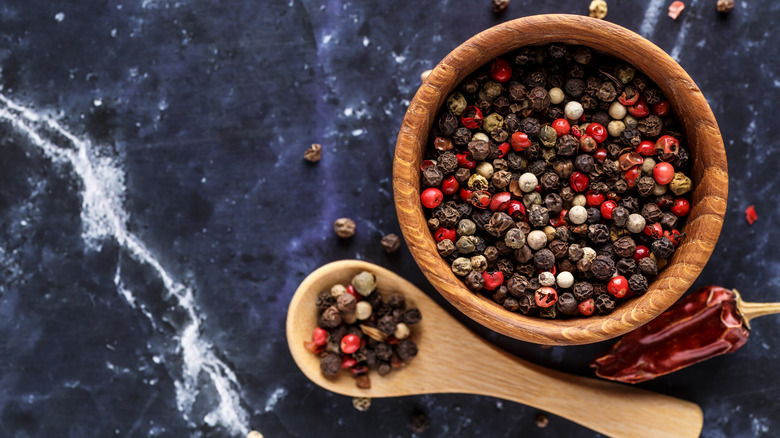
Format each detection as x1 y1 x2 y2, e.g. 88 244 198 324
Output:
392 14 728 345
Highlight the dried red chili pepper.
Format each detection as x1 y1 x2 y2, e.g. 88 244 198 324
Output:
745 205 757 225
592 286 780 384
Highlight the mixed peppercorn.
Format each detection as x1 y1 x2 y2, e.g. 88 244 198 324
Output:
420 44 692 319
305 271 421 387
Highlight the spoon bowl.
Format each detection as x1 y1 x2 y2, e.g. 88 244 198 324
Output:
287 260 704 438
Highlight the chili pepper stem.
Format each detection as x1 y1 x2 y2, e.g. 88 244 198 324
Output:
733 289 780 329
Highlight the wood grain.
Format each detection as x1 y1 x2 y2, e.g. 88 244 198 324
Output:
287 260 704 438
392 14 728 345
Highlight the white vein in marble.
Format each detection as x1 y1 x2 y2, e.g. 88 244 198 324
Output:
0 93 249 436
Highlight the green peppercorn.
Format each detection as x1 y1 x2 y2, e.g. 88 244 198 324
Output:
614 64 636 84
483 113 505 133
451 257 472 276
539 124 558 148
468 174 489 191
523 191 542 209
456 236 476 254
457 219 477 236
669 172 692 196
447 92 468 115
470 255 488 273
479 81 504 102
505 228 526 249
352 271 377 296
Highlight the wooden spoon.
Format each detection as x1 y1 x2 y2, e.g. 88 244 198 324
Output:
287 260 704 438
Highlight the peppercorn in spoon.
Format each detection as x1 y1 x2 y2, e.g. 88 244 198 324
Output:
287 260 703 438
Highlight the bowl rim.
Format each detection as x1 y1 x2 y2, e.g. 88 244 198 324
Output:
392 14 728 345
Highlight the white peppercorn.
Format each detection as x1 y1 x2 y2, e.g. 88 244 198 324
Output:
582 246 597 262
607 120 625 137
543 225 557 242
505 228 526 248
624 114 638 128
356 301 373 320
393 322 410 340
472 132 490 143
568 205 588 224
519 172 539 192
539 271 556 286
352 271 377 296
608 101 627 119
557 271 575 289
330 284 346 297
475 162 494 179
527 230 548 250
626 213 646 233
451 257 472 276
549 87 565 104
564 101 584 120
572 194 587 207
641 157 656 175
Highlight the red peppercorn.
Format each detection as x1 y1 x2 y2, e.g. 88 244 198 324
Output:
350 364 368 375
600 200 617 220
579 134 598 153
570 125 582 138
585 123 608 143
461 106 483 129
618 90 639 106
346 284 362 302
433 227 456 243
618 152 644 171
471 191 492 209
636 140 656 157
482 271 504 291
535 287 558 308
340 334 361 354
671 198 690 217
607 276 629 298
489 191 512 211
653 162 675 185
421 187 443 209
497 142 510 158
341 356 357 369
313 327 328 346
579 299 595 316
628 98 650 117
593 147 607 163
303 340 323 354
652 100 670 116
489 58 512 83
434 136 454 151
569 171 590 192
458 187 473 202
440 175 460 195
655 135 680 158
633 245 650 261
586 190 606 207
624 166 640 188
552 118 571 136
549 209 568 227
421 159 436 171
506 200 526 220
510 131 532 151
456 152 476 169
664 229 683 246
644 222 663 239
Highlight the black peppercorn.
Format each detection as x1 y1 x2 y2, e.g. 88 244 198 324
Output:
514 246 533 264
539 305 557 319
423 165 444 188
557 292 579 315
402 308 422 324
534 248 556 271
453 127 472 145
651 237 676 259
641 203 664 223
507 274 529 297
504 297 520 312
636 176 655 197
588 223 610 244
565 78 585 98
520 117 541 138
540 172 560 191
574 154 595 173
465 270 485 291
437 151 458 174
517 293 537 315
497 258 515 276
638 257 658 276
586 207 602 225
320 306 342 328
528 205 550 227
487 212 515 237
545 193 563 215
317 290 335 310
596 81 618 102
397 339 418 361
629 274 649 294
549 239 569 260
590 255 616 280
320 352 342 376
555 134 578 157
661 212 678 230
613 236 637 258
616 258 637 276
573 281 594 301
468 140 490 161
611 206 629 227
594 294 615 314
438 113 458 136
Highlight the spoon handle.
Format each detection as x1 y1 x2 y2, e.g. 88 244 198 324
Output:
423 316 703 438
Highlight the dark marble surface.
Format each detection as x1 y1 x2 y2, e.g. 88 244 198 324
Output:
0 0 778 436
